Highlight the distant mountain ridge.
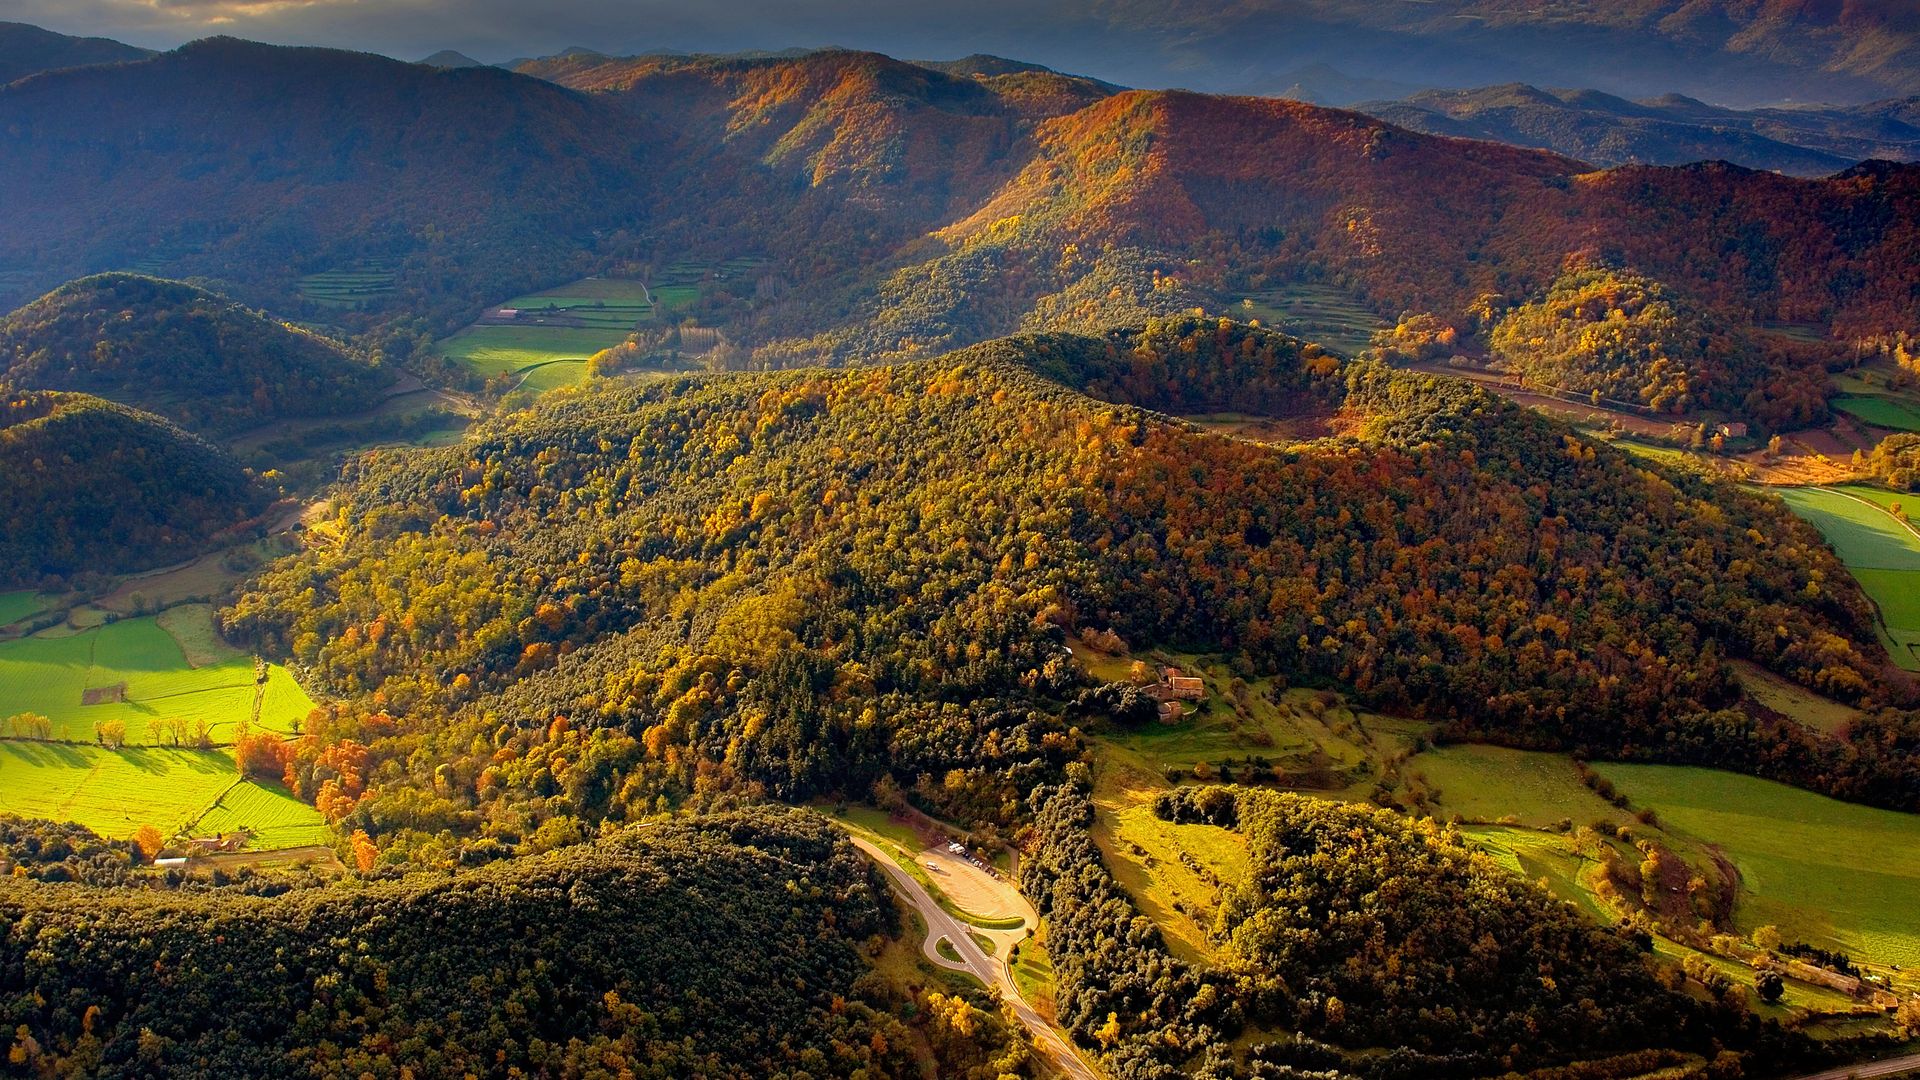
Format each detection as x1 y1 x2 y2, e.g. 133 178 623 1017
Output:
0 20 150 85
1359 83 1920 175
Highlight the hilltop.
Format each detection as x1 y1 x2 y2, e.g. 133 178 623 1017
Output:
0 274 387 437
0 391 265 584
0 37 660 314
1359 83 1920 176
0 21 150 85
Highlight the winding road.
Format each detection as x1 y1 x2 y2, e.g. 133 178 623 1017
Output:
850 837 1101 1080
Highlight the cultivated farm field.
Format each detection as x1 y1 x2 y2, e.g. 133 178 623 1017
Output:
1775 485 1920 670
0 611 311 745
0 741 236 838
1594 763 1920 970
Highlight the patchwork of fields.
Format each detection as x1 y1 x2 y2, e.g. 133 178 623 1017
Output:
297 259 398 310
1775 485 1920 670
0 609 313 744
0 605 326 850
1235 283 1384 357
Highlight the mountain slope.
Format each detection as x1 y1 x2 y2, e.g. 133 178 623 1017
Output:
0 38 660 313
0 274 387 437
0 21 150 85
0 391 265 583
1360 84 1920 175
0 809 929 1078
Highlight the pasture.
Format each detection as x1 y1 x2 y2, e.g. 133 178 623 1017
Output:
1833 395 1920 432
435 276 660 391
1731 660 1863 735
1775 485 1920 670
1408 744 1624 827
1090 749 1248 964
297 260 399 310
0 609 313 744
1235 282 1385 356
186 780 329 850
0 741 237 838
1593 763 1920 969
0 591 54 629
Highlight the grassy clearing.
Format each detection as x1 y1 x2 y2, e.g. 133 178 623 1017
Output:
298 260 398 310
1776 485 1920 670
1833 395 1920 432
1593 763 1920 969
0 591 55 628
1089 748 1246 964
434 276 663 391
1234 283 1383 356
156 603 243 668
1009 934 1055 1017
1730 660 1863 735
1410 745 1624 827
0 741 236 838
0 614 312 744
186 779 329 850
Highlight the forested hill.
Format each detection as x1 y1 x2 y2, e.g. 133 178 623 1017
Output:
0 274 387 437
219 320 1916 878
0 391 266 585
0 37 659 314
0 21 150 85
1358 84 1920 176
0 808 929 1078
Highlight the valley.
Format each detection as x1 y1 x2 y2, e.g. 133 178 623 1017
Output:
2 16 1920 1080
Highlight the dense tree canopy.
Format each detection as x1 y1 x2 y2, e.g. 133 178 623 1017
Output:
0 390 265 584
0 274 386 437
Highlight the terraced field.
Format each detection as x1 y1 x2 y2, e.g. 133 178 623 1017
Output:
297 260 399 310
1775 485 1920 670
1235 282 1385 356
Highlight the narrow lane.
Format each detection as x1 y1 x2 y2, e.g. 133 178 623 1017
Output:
1783 1053 1920 1080
850 837 1101 1080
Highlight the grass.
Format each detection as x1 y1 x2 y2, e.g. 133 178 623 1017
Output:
1730 660 1863 735
435 276 670 392
935 938 963 964
1832 395 1920 432
1234 283 1383 356
1775 485 1920 670
156 603 242 668
0 614 312 744
1593 763 1920 969
826 805 1025 929
1089 747 1247 964
1409 745 1624 827
0 591 55 628
298 261 398 310
185 779 330 850
0 741 239 838
1009 934 1055 1016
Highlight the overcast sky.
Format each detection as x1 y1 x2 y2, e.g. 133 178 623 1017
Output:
1 0 1177 83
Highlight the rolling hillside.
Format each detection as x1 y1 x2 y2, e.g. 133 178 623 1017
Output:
0 21 149 85
1359 84 1920 176
0 274 387 437
0 391 266 583
0 37 661 313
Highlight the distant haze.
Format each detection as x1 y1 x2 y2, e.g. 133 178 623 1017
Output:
7 0 1920 105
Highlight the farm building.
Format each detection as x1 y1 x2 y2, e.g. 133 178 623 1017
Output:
1717 422 1749 438
1146 666 1205 703
181 831 249 857
493 308 520 320
1157 700 1186 724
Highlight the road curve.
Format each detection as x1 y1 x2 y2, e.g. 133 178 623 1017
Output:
850 836 1101 1080
1784 1052 1920 1080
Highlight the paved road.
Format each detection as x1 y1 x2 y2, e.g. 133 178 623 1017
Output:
1786 1053 1920 1080
850 837 1101 1080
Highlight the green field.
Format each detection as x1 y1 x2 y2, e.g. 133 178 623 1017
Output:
1776 485 1920 669
0 610 312 744
0 591 55 628
1593 763 1920 968
1235 283 1385 356
1731 661 1863 735
298 260 398 310
186 779 329 849
0 741 238 838
1409 745 1624 827
435 276 664 391
1833 395 1920 432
